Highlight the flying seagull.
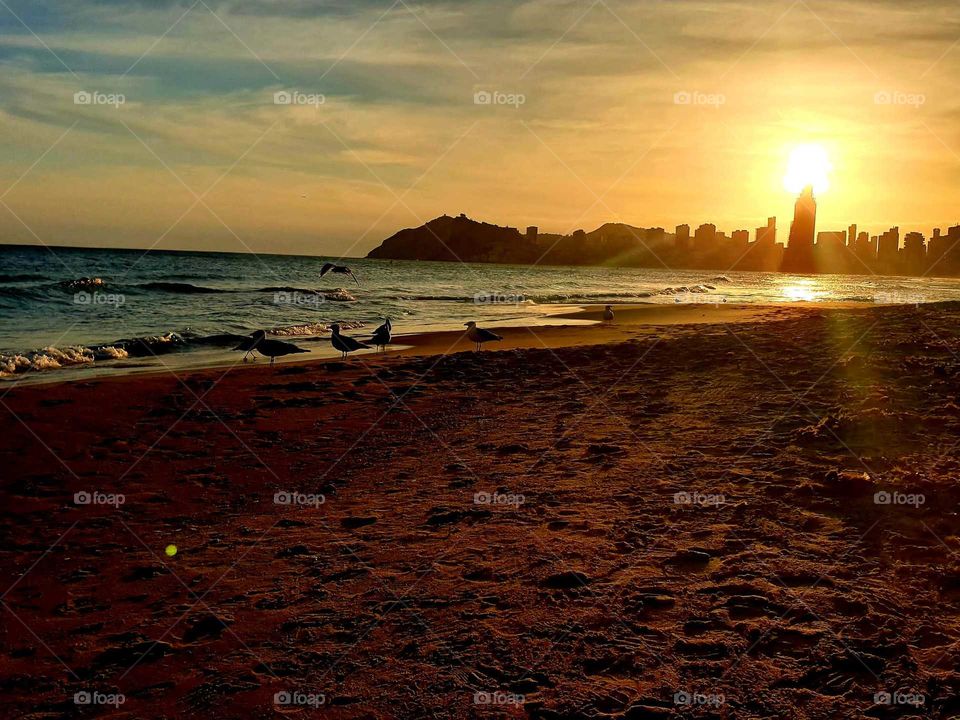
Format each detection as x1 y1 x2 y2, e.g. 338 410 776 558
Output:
464 321 502 352
235 330 308 365
603 305 615 322
320 262 360 287
369 317 392 352
331 323 371 359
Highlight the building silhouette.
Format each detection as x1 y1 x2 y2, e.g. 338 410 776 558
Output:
782 186 817 272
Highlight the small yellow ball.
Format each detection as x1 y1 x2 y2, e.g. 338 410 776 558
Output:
164 544 178 557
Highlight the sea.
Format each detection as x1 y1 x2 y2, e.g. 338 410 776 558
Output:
3 243 960 383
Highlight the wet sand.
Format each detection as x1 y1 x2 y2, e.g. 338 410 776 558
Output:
2 302 960 718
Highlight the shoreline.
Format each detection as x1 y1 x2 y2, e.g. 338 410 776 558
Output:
0 301 871 388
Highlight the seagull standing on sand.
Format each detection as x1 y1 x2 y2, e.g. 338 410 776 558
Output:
603 305 615 322
234 330 309 365
464 321 502 352
233 333 260 362
320 262 360 287
331 323 371 359
369 317 392 352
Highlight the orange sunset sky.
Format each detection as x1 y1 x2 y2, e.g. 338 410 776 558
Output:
0 0 959 256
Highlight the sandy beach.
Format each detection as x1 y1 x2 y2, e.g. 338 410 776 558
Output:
3 301 960 719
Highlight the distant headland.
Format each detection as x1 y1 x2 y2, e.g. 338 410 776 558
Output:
368 192 960 277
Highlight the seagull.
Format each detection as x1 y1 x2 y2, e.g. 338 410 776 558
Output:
331 323 371 359
320 262 360 287
369 317 392 352
464 321 502 352
236 330 309 365
232 332 261 362
603 305 615 321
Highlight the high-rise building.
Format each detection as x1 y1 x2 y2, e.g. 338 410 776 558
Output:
675 224 691 250
903 231 926 274
878 226 900 265
694 223 718 252
847 224 858 248
816 231 846 249
782 186 817 272
756 217 776 245
526 226 538 242
732 230 750 247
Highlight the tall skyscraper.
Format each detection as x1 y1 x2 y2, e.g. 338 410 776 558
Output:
674 224 690 250
847 224 857 248
782 186 817 272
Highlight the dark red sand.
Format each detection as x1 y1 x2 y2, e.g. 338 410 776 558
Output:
2 303 960 719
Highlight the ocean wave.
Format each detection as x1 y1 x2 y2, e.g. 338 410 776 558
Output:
0 344 129 378
138 282 227 294
113 333 187 357
267 320 365 336
59 277 105 291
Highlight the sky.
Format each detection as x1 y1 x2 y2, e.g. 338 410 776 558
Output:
0 0 958 256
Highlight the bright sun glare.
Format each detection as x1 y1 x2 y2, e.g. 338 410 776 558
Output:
783 143 832 195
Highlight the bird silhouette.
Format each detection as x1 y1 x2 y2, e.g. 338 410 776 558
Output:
331 323 371 359
603 305 615 321
320 262 360 287
464 321 502 352
235 330 308 365
369 317 392 352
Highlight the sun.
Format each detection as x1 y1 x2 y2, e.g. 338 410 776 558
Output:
784 143 832 195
